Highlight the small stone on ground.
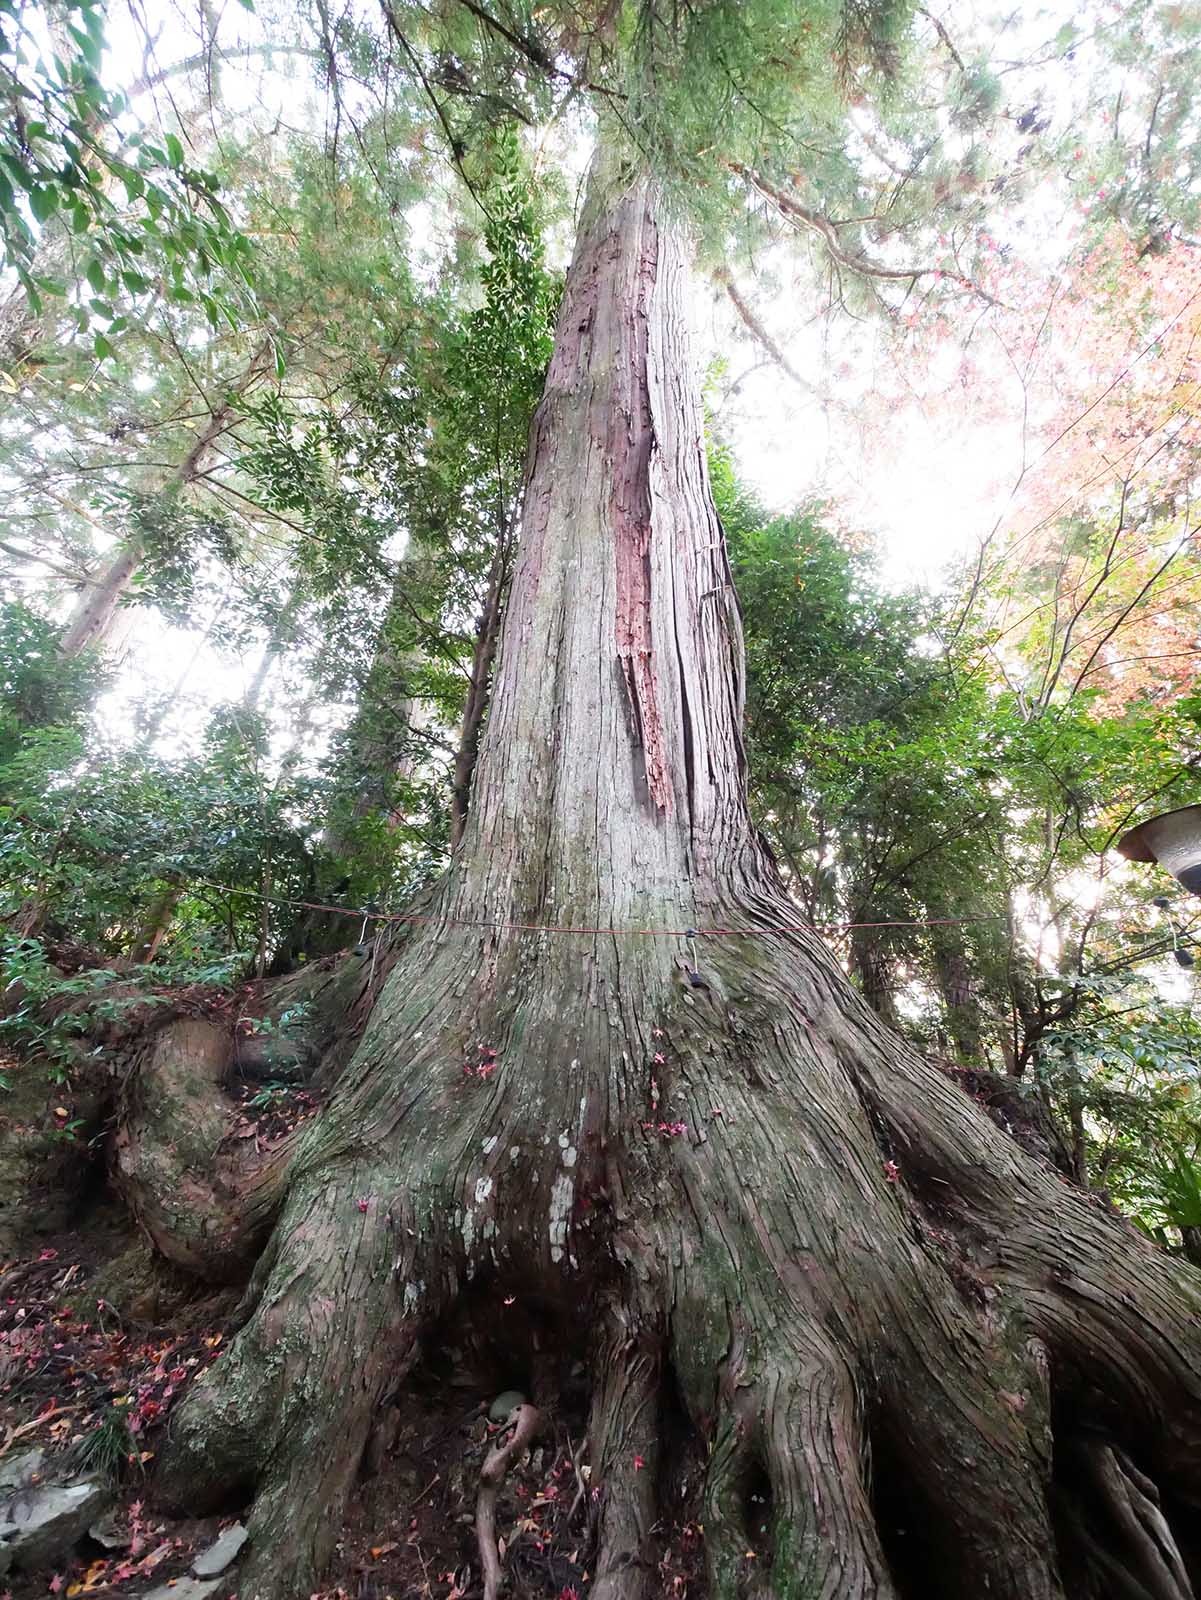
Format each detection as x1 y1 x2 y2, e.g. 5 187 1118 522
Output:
0 1475 112 1572
191 1521 248 1576
0 1449 45 1492
141 1577 226 1600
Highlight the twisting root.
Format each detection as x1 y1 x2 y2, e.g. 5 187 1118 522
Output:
477 1401 543 1600
113 1016 291 1278
1085 1442 1195 1600
697 1330 897 1600
588 1304 662 1600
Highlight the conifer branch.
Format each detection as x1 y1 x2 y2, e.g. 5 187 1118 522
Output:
728 161 999 306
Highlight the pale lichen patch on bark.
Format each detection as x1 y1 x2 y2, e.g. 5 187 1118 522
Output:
549 1170 574 1263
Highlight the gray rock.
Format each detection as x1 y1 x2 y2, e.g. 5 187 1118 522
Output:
488 1388 526 1422
141 1578 225 1600
0 1449 45 1492
191 1522 248 1577
89 1508 130 1550
0 1475 113 1571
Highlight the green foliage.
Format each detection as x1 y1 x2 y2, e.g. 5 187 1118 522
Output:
0 700 317 966
68 1400 139 1481
0 0 255 340
0 108 558 975
0 601 102 760
1036 976 1201 1243
719 436 1201 1238
1154 1141 1201 1232
0 935 162 1081
237 121 559 930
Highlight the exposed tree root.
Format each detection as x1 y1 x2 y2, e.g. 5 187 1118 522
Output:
110 951 392 1280
156 1158 427 1599
141 919 1201 1600
1086 1441 1195 1600
112 1016 292 1278
588 1304 661 1600
95 828 1199 1600
477 1401 543 1600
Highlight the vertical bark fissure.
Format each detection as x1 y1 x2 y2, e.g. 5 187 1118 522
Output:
613 206 671 814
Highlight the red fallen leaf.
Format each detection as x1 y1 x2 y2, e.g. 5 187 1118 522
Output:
357 1198 370 1213
883 1160 900 1184
633 1454 645 1471
48 1578 63 1594
38 1249 58 1262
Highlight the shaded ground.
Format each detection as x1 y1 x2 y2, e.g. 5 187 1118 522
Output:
0 1220 708 1600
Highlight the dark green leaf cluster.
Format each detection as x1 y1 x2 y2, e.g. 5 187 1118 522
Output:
0 0 256 344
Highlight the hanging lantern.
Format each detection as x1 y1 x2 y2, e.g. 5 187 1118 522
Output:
1116 805 1201 897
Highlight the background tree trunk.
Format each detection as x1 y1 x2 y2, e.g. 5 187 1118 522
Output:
58 539 144 659
58 356 265 660
139 137 1201 1600
850 921 901 1027
931 924 984 1061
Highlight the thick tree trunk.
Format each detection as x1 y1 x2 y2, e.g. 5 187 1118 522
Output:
145 139 1201 1600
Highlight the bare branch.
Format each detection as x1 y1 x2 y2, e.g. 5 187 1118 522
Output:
713 267 815 395
728 162 1000 305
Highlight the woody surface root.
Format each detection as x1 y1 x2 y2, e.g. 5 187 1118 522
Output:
477 1401 544 1600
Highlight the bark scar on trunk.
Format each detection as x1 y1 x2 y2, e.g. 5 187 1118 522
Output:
613 209 672 814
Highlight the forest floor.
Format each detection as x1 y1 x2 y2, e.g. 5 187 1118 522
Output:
0 1197 707 1600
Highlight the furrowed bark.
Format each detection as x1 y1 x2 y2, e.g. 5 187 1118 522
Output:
148 131 1201 1600
588 1303 662 1600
